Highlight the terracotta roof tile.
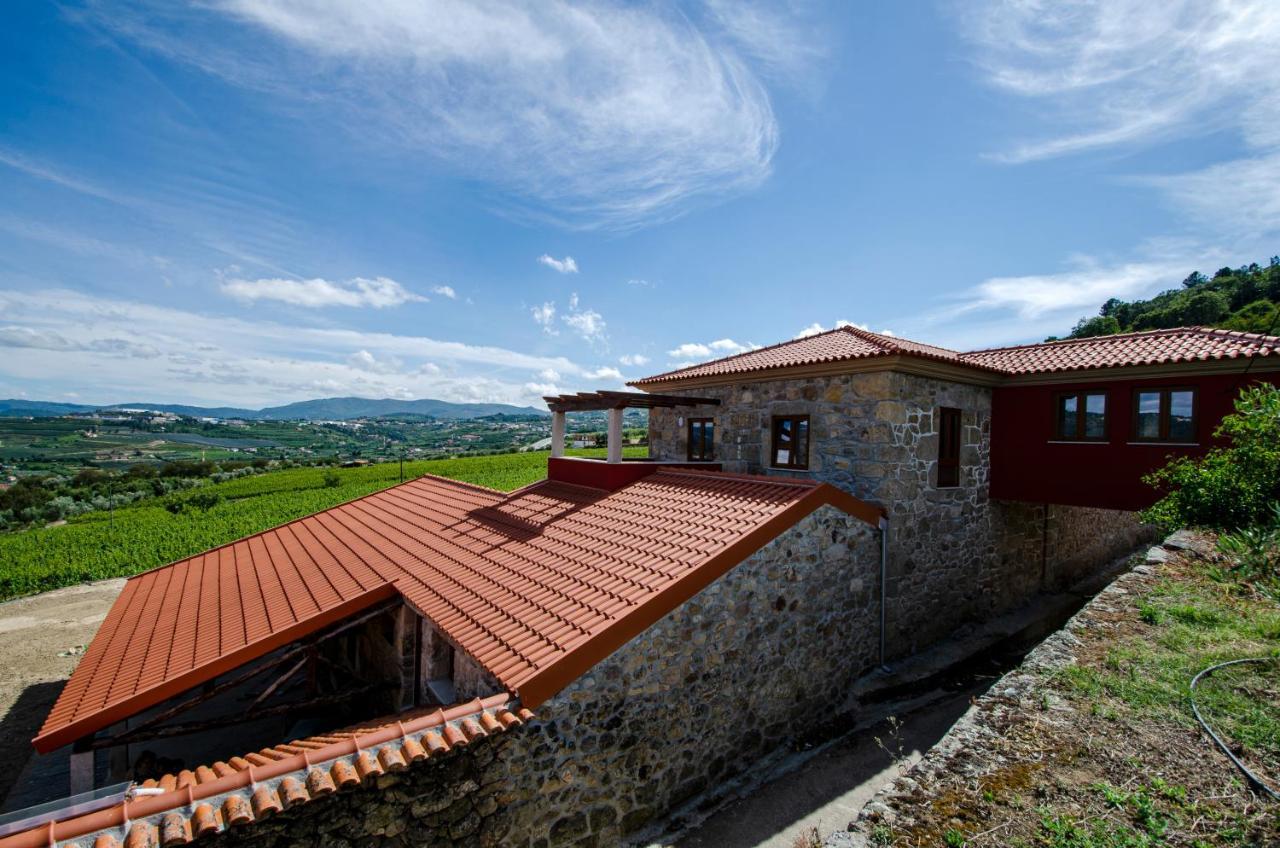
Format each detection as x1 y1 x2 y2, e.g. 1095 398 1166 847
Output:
631 325 978 385
958 326 1280 375
3 697 525 848
631 325 1280 385
37 469 879 752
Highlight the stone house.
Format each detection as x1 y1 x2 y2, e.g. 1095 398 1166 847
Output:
4 326 1278 848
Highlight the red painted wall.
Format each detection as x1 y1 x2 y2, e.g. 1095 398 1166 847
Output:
989 370 1280 511
547 457 721 491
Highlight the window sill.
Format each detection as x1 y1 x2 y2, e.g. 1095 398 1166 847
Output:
1127 441 1199 447
768 466 814 473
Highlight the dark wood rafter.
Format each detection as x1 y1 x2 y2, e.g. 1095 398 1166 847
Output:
88 685 384 750
84 599 402 750
543 390 720 412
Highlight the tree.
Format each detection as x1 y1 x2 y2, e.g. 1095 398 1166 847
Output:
1070 314 1121 338
1142 384 1280 529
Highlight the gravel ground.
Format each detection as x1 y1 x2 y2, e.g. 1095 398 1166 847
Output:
0 579 123 809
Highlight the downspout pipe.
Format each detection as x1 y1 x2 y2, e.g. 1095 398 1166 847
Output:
878 516 890 671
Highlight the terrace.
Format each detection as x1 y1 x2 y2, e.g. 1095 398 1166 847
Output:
543 390 721 489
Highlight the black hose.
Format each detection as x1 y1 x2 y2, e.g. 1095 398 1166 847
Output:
1189 657 1280 800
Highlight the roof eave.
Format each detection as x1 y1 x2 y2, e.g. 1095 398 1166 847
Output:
630 353 1006 391
34 584 400 753
512 483 884 708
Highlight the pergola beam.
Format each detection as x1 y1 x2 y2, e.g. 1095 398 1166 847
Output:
543 390 720 413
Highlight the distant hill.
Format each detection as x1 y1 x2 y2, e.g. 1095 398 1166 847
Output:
1052 258 1280 341
0 396 547 421
254 397 547 420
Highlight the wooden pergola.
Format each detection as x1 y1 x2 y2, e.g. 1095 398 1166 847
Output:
543 390 719 463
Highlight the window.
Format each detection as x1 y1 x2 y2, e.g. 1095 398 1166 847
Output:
937 407 961 487
770 415 810 469
1054 391 1108 441
687 417 714 461
1132 388 1198 443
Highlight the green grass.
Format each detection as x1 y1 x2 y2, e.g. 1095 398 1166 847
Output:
0 447 645 600
1054 572 1280 779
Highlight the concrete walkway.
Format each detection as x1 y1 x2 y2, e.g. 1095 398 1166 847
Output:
0 579 125 811
658 685 982 848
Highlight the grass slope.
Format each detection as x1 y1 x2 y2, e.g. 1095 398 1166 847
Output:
0 448 644 601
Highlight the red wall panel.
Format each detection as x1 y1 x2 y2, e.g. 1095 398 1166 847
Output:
989 370 1280 511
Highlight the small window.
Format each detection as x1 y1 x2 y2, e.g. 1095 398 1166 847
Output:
1133 388 1198 443
937 407 961 487
1055 391 1108 441
770 415 810 470
687 418 714 461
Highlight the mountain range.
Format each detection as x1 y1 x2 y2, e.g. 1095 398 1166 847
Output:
0 396 548 421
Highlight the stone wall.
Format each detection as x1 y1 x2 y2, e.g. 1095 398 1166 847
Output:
650 371 997 653
202 504 884 848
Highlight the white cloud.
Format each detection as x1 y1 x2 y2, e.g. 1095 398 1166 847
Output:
430 284 457 299
560 293 608 346
961 0 1280 163
531 302 558 335
625 278 652 288
537 368 561 382
668 342 712 359
583 366 624 382
0 288 592 407
794 320 894 339
91 1 799 228
709 338 751 353
668 337 757 361
1138 152 1280 243
537 254 578 274
347 349 402 374
524 382 561 398
619 354 650 366
704 0 829 87
958 259 1193 321
221 275 426 308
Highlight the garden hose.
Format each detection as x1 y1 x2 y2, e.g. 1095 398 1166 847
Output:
1189 657 1280 801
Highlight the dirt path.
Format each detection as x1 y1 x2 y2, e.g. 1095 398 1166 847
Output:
0 579 123 809
657 686 983 848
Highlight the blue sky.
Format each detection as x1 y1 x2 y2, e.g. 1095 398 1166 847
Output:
1 1 1277 408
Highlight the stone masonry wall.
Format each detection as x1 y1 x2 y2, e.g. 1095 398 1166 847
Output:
647 371 1156 654
201 504 883 848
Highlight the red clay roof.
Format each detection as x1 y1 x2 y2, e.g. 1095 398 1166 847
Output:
631 326 983 386
957 326 1280 375
631 325 1280 385
2 695 529 848
36 469 880 752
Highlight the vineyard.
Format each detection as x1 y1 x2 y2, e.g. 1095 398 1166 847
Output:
0 447 645 601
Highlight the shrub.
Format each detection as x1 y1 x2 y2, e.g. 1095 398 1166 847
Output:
1142 384 1280 530
322 471 341 488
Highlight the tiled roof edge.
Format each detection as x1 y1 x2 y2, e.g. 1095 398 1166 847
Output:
959 325 1280 356
33 585 401 753
514 482 884 708
630 325 890 386
4 695 531 848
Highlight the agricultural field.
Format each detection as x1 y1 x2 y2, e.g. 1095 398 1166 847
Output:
0 447 646 601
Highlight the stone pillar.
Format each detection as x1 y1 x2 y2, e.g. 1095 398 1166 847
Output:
607 408 624 464
550 410 566 458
